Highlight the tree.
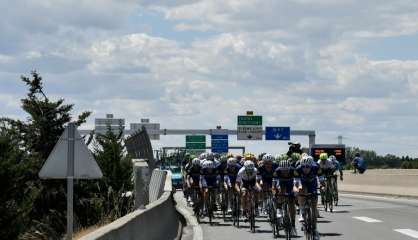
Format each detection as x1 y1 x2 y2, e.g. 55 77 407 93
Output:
74 126 134 227
0 71 91 239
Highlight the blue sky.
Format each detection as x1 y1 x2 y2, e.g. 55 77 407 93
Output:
1 0 418 157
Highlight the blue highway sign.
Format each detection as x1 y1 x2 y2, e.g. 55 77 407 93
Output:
265 127 290 140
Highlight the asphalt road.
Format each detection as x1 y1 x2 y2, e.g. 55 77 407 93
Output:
197 194 418 240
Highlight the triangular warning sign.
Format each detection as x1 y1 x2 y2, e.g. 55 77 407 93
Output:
39 125 103 179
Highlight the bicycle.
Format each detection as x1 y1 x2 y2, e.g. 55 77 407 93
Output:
221 187 229 221
275 193 293 239
191 186 202 223
247 188 257 233
324 176 334 212
232 190 241 228
330 175 339 206
299 193 317 240
204 186 217 225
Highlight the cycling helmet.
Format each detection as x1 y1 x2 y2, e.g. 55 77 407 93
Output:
214 153 221 160
319 153 328 160
199 152 208 160
220 155 228 163
291 152 301 161
301 153 309 158
279 160 291 169
300 156 312 167
206 152 214 161
227 152 234 158
244 160 255 171
192 158 201 166
329 155 337 161
202 160 214 169
244 152 254 160
307 156 315 164
258 152 267 161
355 152 361 157
262 153 274 163
227 157 237 166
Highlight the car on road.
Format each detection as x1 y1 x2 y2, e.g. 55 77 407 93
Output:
166 165 183 189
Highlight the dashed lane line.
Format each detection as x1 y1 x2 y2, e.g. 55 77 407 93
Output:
394 229 418 239
352 216 382 223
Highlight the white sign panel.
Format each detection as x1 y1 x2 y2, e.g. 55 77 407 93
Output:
39 126 103 179
130 123 161 140
237 125 263 140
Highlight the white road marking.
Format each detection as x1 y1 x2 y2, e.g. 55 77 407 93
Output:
394 229 418 239
352 216 382 223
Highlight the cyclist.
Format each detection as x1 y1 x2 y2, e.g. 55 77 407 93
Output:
329 155 343 181
294 156 324 240
236 160 261 220
290 152 302 168
186 158 202 208
223 157 242 213
272 159 297 236
352 152 366 174
199 152 208 165
200 160 220 215
257 154 278 214
317 153 335 208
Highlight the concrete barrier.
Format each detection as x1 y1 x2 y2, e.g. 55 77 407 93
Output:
80 170 181 240
339 169 418 198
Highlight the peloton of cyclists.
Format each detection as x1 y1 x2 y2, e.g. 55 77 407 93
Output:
183 148 347 240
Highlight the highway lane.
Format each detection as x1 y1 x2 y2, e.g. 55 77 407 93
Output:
196 194 418 240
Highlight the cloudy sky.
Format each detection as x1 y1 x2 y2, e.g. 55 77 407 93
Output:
1 0 418 156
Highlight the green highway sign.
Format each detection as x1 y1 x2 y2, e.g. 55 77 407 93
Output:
237 115 262 125
186 142 206 150
186 135 206 142
185 135 206 152
237 115 263 140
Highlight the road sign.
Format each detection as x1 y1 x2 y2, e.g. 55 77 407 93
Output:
238 115 262 125
237 115 263 140
95 114 125 135
265 127 291 140
38 123 103 240
211 134 228 153
130 122 160 140
185 135 206 153
186 142 206 149
39 125 103 179
186 135 206 142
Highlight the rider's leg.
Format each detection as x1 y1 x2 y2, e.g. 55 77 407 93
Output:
297 187 307 222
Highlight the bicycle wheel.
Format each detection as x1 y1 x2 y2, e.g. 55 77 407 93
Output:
328 187 333 213
250 192 256 233
283 202 292 240
333 178 339 206
236 193 240 228
222 190 227 221
193 189 201 223
271 199 278 238
232 193 237 226
208 189 214 225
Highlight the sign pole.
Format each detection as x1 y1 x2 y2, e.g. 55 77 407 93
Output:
67 123 75 240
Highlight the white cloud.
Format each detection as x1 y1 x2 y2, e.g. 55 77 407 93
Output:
2 0 418 156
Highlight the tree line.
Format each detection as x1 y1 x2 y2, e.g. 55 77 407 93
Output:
0 72 134 239
345 147 418 169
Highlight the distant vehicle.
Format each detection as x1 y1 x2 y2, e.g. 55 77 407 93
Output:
167 165 183 189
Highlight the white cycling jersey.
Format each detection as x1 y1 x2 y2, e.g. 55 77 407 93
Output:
236 167 258 183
